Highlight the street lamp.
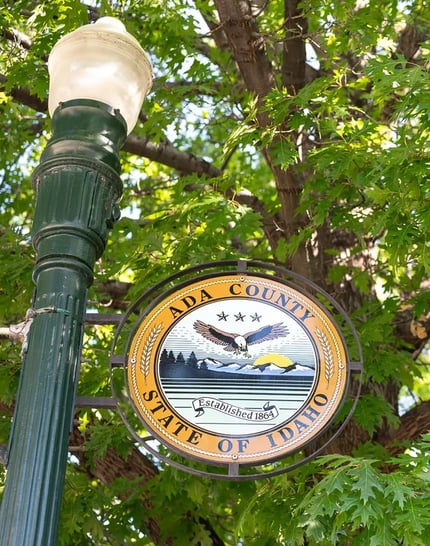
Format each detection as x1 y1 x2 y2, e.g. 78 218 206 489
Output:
0 17 152 546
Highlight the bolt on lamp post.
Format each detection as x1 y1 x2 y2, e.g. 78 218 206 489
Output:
0 17 152 546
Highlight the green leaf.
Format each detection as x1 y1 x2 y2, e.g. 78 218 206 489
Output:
351 461 384 505
384 474 415 510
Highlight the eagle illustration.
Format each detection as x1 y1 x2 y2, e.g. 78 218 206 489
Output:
193 320 289 358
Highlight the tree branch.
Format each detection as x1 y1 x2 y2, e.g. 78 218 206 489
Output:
385 400 430 455
69 426 172 545
397 21 429 61
69 425 225 545
0 72 276 244
0 74 48 112
212 0 276 104
124 135 222 178
1 28 33 51
212 0 310 274
0 72 223 178
282 0 308 93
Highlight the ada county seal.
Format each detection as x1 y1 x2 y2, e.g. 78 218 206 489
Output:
127 273 349 466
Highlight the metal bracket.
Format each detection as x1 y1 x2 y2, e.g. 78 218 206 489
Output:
73 313 125 410
75 396 117 409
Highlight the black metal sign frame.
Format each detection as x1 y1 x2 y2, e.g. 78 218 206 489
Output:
109 260 363 480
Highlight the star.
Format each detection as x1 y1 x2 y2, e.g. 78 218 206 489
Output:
234 312 246 322
250 313 262 322
217 311 228 321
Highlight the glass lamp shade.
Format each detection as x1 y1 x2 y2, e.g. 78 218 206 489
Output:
47 17 153 134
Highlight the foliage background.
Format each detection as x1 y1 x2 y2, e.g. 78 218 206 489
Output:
1 0 430 544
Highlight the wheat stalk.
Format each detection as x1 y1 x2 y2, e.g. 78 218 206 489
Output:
140 323 163 380
316 327 334 388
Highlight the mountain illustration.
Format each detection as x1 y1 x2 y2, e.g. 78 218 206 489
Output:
198 357 314 375
159 354 315 380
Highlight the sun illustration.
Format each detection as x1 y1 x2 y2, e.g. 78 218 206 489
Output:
252 353 296 372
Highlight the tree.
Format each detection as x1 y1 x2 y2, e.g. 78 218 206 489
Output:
176 352 185 367
187 351 199 369
1 0 430 544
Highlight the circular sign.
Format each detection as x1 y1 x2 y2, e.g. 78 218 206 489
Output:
126 273 349 466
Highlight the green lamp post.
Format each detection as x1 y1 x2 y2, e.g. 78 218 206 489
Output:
0 17 152 546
